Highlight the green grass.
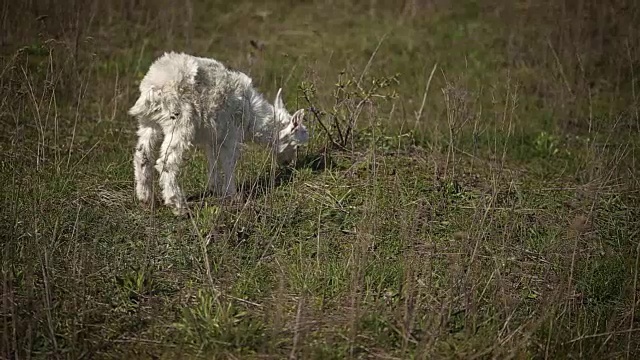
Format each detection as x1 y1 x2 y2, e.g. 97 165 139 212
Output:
1 0 639 358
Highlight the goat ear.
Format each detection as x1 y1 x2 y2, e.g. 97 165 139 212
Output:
274 88 284 110
292 109 305 128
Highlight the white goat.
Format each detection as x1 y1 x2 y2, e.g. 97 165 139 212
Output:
128 52 308 215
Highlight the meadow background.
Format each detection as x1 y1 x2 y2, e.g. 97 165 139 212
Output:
1 0 639 358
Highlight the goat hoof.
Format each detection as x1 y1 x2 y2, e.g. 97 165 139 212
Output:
139 199 154 210
220 193 241 204
171 206 191 218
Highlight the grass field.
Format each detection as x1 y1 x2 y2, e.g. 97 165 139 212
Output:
1 0 639 358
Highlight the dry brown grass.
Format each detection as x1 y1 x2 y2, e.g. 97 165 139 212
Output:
1 0 639 358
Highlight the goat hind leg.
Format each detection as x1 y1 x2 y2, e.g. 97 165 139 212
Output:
156 125 193 215
204 145 225 196
219 144 240 199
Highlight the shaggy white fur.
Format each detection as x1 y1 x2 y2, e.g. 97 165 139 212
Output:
129 52 308 215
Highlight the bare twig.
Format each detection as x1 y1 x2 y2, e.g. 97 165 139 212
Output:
357 32 388 86
547 39 573 96
414 62 438 127
628 236 640 358
566 328 640 344
289 297 304 360
301 91 345 150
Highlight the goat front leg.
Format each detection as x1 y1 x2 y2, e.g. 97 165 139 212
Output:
134 124 161 206
156 124 194 215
